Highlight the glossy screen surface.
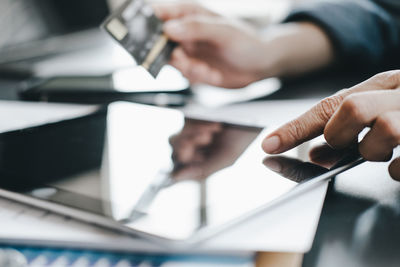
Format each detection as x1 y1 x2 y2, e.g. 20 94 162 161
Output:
0 102 347 240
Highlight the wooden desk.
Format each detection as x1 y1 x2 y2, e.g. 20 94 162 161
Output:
256 252 303 267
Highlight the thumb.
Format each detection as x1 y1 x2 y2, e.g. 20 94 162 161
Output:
164 16 226 43
262 71 400 155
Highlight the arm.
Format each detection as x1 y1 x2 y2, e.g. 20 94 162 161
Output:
155 3 334 88
285 0 400 66
156 0 400 88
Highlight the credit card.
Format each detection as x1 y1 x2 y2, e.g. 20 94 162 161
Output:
102 0 176 77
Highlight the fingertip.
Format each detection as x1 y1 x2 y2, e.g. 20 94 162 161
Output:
164 20 186 40
389 157 400 181
262 135 282 154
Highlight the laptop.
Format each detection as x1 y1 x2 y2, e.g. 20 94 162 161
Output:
0 0 110 65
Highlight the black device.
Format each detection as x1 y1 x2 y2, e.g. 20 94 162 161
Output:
18 67 191 106
0 0 109 65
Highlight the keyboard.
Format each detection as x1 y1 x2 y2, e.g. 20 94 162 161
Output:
0 247 254 267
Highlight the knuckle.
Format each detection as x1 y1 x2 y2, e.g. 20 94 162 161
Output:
358 142 370 160
323 127 335 146
340 95 366 122
316 95 344 121
286 119 305 143
376 114 400 144
372 70 400 89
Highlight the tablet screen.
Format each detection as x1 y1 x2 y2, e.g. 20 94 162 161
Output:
0 102 358 241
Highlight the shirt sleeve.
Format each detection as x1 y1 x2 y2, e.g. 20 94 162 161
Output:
284 0 400 66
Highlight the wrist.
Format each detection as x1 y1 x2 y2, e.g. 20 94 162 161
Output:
257 22 334 78
256 37 285 79
245 37 284 82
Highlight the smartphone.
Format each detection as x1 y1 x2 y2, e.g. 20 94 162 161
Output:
18 66 190 106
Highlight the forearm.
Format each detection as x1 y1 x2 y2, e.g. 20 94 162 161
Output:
283 0 400 67
260 22 334 78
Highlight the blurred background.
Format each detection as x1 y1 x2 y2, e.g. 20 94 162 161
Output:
0 0 308 104
0 0 331 108
0 0 305 65
0 0 108 48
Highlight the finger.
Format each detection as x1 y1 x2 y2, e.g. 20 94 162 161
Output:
170 47 223 85
163 16 228 43
359 111 400 161
169 47 192 75
187 62 212 84
349 70 400 93
389 157 400 181
187 64 223 86
153 2 216 21
262 92 346 154
324 90 400 149
262 71 400 154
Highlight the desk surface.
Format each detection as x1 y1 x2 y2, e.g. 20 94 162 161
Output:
302 159 400 267
1 59 399 267
268 70 400 267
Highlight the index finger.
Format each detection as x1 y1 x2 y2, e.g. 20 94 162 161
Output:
153 2 216 21
262 93 345 154
262 71 400 154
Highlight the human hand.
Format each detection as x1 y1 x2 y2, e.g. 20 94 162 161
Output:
262 70 400 180
170 120 223 165
154 2 274 88
169 119 259 181
169 120 223 180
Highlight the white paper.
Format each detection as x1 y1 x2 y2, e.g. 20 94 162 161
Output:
0 101 98 133
0 182 327 254
192 78 281 108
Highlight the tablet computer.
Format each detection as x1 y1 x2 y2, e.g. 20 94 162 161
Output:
0 102 364 244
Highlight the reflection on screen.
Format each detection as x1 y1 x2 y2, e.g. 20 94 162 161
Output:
0 102 352 240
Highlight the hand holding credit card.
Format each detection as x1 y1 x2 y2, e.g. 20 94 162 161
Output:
102 0 176 77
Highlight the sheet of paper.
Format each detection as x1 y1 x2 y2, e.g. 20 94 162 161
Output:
0 183 327 254
192 78 281 108
0 100 98 133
